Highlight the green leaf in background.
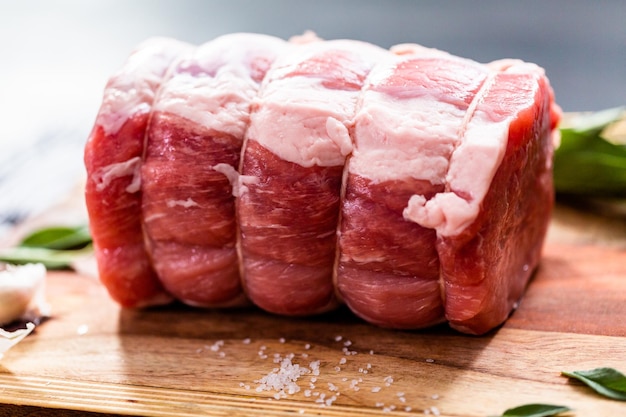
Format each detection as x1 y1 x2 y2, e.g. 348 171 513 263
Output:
0 225 93 270
560 106 625 136
20 225 92 250
554 107 626 197
496 403 572 417
0 245 93 270
562 367 626 401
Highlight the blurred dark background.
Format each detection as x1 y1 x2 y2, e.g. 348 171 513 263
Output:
0 0 624 231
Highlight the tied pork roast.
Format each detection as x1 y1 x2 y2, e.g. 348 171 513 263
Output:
84 33 560 335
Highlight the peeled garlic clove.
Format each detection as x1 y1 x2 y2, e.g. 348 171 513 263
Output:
0 322 35 360
0 263 48 326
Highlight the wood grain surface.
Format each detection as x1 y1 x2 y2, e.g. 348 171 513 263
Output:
1 198 626 416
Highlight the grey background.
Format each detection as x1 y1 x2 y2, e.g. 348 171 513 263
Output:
2 0 623 112
0 0 624 228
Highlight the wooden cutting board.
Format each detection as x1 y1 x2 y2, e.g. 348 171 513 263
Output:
1 198 626 416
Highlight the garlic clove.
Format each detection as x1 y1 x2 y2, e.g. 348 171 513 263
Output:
0 322 35 360
0 263 49 326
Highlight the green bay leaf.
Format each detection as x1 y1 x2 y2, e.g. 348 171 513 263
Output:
497 403 571 417
20 225 92 250
0 245 92 270
560 106 625 135
554 107 626 197
562 367 626 401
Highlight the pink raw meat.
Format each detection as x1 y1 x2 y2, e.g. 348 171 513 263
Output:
141 33 287 307
238 39 387 315
85 34 561 335
431 61 560 334
337 51 491 329
84 38 192 307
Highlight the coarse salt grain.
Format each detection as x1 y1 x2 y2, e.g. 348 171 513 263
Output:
242 338 251 344
279 337 286 343
315 393 326 403
335 335 343 342
304 343 311 350
426 358 435 363
339 358 347 365
254 357 310 397
210 340 224 352
310 361 320 376
371 386 381 393
342 347 358 356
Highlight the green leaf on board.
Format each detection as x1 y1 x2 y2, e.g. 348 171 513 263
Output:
496 403 572 417
562 367 626 401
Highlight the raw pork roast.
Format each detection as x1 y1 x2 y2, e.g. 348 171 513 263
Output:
84 33 560 335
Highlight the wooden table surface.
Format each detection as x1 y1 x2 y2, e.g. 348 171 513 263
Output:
1 195 626 417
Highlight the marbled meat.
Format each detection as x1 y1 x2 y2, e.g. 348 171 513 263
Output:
84 34 560 334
